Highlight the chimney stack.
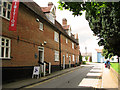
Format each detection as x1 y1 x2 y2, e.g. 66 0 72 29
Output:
76 33 78 39
48 2 53 6
62 18 67 26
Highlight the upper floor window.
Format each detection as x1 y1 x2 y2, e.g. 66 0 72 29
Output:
39 22 43 31
54 50 59 61
0 1 12 20
66 53 68 58
46 13 55 24
72 55 74 62
0 36 11 59
72 42 74 49
66 38 68 44
54 31 59 42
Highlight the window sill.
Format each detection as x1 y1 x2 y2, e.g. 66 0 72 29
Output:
0 16 10 21
54 60 59 62
39 28 43 31
0 58 11 60
55 40 59 43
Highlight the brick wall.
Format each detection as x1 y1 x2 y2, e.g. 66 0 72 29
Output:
2 3 59 67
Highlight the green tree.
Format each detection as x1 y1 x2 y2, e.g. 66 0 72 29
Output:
102 49 114 59
58 1 120 59
85 56 88 61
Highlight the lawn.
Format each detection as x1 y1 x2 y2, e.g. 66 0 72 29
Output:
110 63 120 74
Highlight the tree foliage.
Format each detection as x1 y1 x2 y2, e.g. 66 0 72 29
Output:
58 1 120 57
102 49 114 59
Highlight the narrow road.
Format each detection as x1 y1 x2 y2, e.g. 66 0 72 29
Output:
25 63 103 88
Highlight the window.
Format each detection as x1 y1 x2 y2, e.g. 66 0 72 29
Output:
46 13 55 24
55 50 59 61
66 38 68 43
72 55 74 62
0 36 11 59
76 57 77 63
39 22 43 31
66 53 68 58
54 31 59 42
0 1 12 19
72 42 74 49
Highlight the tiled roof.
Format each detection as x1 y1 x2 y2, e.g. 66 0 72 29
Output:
22 2 47 20
22 2 79 45
95 49 103 53
63 25 70 30
41 6 52 13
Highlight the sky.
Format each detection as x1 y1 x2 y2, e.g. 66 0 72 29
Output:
33 0 103 53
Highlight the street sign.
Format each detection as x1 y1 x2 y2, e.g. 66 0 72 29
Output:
32 66 41 78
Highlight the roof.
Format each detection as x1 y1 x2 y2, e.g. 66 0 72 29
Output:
22 2 47 20
41 6 52 13
95 49 103 53
21 2 79 45
63 25 70 30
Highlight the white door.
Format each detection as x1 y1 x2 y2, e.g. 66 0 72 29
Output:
38 46 44 72
63 55 65 69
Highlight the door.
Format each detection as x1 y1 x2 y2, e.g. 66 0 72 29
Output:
69 56 71 68
39 51 43 63
97 52 102 62
38 46 44 72
63 55 65 69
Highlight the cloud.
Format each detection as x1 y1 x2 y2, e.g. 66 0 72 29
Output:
33 0 103 53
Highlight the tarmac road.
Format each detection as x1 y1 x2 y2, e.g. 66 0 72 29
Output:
25 63 102 88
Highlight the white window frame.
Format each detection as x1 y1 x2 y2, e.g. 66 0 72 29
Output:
46 13 55 24
0 36 11 59
66 38 68 44
0 1 12 20
54 31 59 42
54 50 59 61
72 42 74 49
72 55 75 62
66 53 68 58
39 22 43 31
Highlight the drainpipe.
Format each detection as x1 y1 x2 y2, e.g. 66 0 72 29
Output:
59 32 61 70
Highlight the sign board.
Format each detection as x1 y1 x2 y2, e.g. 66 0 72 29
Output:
33 66 40 75
9 0 19 31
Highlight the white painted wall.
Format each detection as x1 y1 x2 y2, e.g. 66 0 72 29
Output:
82 56 86 61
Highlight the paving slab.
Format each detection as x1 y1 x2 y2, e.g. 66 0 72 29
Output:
78 78 99 88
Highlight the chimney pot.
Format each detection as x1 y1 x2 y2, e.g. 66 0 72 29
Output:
48 2 53 6
62 18 67 26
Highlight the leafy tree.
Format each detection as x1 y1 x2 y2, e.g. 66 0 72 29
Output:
85 56 88 61
102 49 114 59
58 1 120 58
79 55 82 62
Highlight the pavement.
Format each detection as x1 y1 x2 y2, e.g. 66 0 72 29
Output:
2 62 119 89
101 63 119 89
2 66 82 89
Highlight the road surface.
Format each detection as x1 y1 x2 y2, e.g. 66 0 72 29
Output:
25 63 103 88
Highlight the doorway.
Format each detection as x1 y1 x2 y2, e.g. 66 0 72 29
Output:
69 56 71 68
63 55 65 69
38 46 44 72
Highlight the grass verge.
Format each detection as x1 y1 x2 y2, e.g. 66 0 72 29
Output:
110 63 120 74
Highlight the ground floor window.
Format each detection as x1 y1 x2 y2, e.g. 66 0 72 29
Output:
0 36 11 59
54 50 59 61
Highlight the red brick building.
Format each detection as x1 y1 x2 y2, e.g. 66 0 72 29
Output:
0 1 80 82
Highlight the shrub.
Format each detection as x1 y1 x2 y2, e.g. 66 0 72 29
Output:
82 61 86 64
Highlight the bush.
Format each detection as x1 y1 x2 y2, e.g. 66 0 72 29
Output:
82 61 86 64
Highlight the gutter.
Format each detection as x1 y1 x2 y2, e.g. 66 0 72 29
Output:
59 32 62 70
21 2 79 45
